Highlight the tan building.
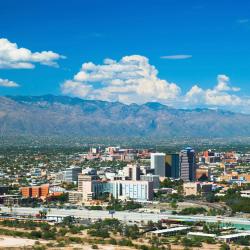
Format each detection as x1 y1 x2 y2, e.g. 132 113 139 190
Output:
196 168 210 180
220 172 250 183
78 175 101 201
78 173 85 192
68 191 83 204
183 182 212 196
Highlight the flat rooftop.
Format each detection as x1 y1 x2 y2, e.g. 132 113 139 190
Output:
218 232 250 239
188 232 216 238
150 226 190 234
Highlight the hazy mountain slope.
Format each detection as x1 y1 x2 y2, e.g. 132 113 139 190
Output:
0 95 249 137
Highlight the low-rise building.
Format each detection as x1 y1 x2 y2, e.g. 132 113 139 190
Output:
146 226 190 237
196 167 211 180
0 186 9 195
68 191 83 204
219 172 250 183
217 232 250 243
187 232 216 239
240 190 250 198
183 182 212 196
20 184 64 199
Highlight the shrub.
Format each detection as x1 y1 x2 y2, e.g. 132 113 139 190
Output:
42 230 56 240
178 207 207 215
220 243 230 250
140 245 150 250
109 238 117 245
30 231 42 239
118 239 133 246
88 229 110 238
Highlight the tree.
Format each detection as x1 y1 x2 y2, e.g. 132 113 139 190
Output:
39 209 47 219
205 192 219 203
42 230 56 240
88 228 110 238
170 201 178 209
123 224 139 239
220 243 230 250
62 216 74 225
30 231 42 239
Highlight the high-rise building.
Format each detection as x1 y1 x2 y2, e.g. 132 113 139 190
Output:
140 174 160 189
78 175 102 201
78 173 85 192
64 166 82 183
165 153 180 179
123 164 140 180
108 180 153 201
151 153 166 177
180 147 196 182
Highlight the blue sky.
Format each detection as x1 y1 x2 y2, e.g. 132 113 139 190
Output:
1 0 250 112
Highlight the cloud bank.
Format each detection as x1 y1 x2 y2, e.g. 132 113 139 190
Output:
62 55 180 104
184 75 243 108
60 54 249 113
0 38 65 69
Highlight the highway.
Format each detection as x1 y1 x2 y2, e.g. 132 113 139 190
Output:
1 206 250 226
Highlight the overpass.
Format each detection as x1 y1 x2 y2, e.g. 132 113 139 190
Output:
1 206 250 227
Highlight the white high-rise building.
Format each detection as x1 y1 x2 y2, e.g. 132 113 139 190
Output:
150 153 166 177
109 180 153 201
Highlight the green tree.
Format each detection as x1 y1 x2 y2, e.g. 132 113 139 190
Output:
220 243 230 250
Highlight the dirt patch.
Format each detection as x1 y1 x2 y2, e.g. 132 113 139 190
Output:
0 236 37 248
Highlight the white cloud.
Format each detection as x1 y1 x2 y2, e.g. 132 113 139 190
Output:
61 54 250 113
215 74 240 92
0 78 19 87
0 38 65 69
61 55 181 104
185 74 243 108
160 55 192 60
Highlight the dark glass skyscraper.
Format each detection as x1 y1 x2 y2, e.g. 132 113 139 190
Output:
165 153 180 179
180 147 196 182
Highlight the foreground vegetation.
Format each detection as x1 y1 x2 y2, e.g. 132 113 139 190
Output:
0 218 249 250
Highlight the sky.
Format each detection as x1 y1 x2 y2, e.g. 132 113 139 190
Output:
1 0 250 112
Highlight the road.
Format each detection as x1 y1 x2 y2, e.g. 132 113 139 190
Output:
1 206 250 226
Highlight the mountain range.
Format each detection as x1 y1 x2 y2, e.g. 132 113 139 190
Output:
0 95 249 138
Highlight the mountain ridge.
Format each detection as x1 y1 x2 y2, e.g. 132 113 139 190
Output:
0 95 249 138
